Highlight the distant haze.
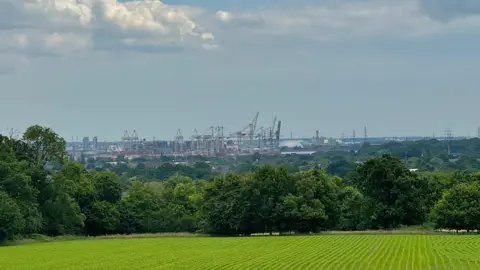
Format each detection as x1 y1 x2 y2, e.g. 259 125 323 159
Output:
1 0 480 141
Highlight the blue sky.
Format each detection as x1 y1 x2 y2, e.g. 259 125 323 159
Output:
1 0 480 141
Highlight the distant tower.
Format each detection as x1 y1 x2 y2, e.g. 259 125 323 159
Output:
131 130 139 151
316 130 319 145
92 136 98 150
364 126 368 143
216 126 224 154
122 131 131 151
444 129 452 155
276 121 282 149
353 129 356 144
72 136 76 160
174 129 184 154
477 126 480 138
83 136 90 150
209 126 215 155
191 129 201 151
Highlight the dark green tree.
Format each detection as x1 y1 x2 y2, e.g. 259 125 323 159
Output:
326 159 357 178
118 181 162 234
91 171 122 204
85 201 120 235
202 173 253 235
350 154 429 229
22 125 67 167
337 186 369 230
248 165 295 234
40 162 92 235
0 191 25 241
431 181 480 232
0 154 42 234
290 170 343 231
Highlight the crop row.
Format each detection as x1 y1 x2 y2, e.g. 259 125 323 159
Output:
1 235 480 269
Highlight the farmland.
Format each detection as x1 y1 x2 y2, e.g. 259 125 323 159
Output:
1 234 480 269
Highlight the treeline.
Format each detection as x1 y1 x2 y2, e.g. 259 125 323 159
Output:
94 137 480 184
357 139 480 172
109 161 217 186
2 126 480 241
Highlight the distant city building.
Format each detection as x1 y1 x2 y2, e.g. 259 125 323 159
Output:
279 140 304 148
92 136 98 150
82 136 90 150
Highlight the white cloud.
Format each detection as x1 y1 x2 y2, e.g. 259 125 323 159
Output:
202 43 219 51
200 32 215 40
44 32 92 54
1 0 480 73
215 11 232 22
213 0 480 41
0 0 215 55
419 0 480 21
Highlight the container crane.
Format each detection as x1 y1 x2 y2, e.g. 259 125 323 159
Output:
229 112 259 154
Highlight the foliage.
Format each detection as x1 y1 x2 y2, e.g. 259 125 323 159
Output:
2 126 480 241
109 161 217 182
0 191 24 241
202 166 346 235
431 181 480 231
22 125 67 167
350 155 430 229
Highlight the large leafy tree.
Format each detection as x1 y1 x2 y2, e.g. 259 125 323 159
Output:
0 191 25 241
83 172 122 235
160 176 204 232
41 192 85 235
431 181 480 231
41 162 91 235
85 201 120 235
351 154 429 229
0 140 42 234
337 185 368 230
247 165 295 234
288 170 343 231
17 126 68 225
22 125 67 167
202 173 252 235
91 171 122 204
326 159 357 178
118 181 163 234
275 193 327 233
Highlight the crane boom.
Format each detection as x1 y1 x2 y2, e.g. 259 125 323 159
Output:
249 112 260 151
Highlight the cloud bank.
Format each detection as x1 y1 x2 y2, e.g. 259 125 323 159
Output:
0 0 479 73
0 0 215 56
214 0 480 41
419 0 480 21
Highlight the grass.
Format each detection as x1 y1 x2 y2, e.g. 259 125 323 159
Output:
2 234 480 269
1 233 204 246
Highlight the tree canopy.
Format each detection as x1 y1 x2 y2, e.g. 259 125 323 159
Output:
1 126 480 242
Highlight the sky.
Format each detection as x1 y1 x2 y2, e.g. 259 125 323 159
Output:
1 0 480 141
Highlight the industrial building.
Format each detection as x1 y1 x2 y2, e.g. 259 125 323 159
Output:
67 112 283 160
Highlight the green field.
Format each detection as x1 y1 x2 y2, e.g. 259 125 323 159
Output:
2 234 480 269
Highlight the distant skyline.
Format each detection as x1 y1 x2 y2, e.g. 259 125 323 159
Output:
1 0 480 141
